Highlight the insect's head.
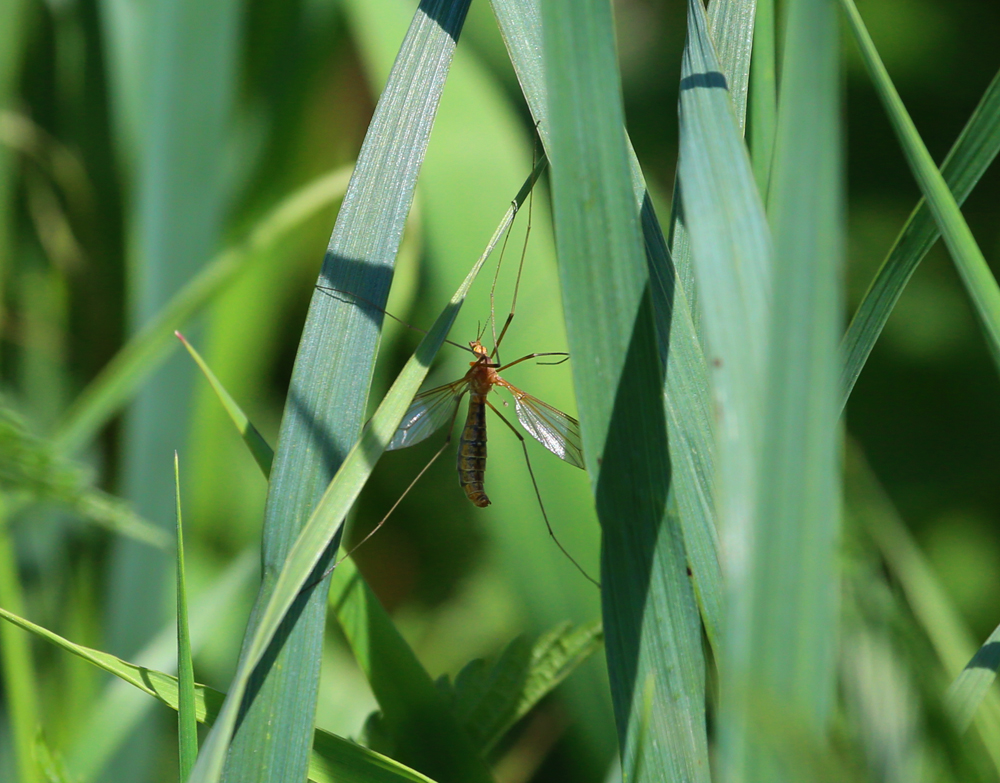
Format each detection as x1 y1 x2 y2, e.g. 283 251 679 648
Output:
468 340 489 363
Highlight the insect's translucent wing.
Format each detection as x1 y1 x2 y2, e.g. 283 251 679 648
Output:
387 380 467 450
511 389 586 468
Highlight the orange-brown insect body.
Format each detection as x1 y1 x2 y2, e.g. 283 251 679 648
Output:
457 340 503 507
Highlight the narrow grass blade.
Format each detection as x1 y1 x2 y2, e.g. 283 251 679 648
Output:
840 0 1000 380
492 0 723 658
54 165 353 453
450 619 603 754
846 445 1000 769
749 0 777 200
730 0 843 777
65 552 255 782
176 332 273 476
190 193 514 783
174 453 197 778
947 626 1000 733
840 67 1000 405
0 406 171 550
705 0 755 131
218 4 475 780
0 497 42 783
0 604 439 783
676 0 773 685
542 2 708 781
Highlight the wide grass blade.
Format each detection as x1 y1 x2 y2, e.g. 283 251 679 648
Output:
839 0 1000 380
174 453 198 779
542 2 708 781
840 67 1000 405
728 0 843 777
176 332 273 476
54 165 353 454
675 0 773 686
218 3 473 781
189 197 508 782
491 0 723 657
0 604 442 783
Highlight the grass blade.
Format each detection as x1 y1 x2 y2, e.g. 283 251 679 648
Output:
54 165 353 453
542 2 708 781
176 332 274 476
218 3 474 780
492 0 723 658
840 67 1000 405
749 0 777 200
840 0 1000 381
728 0 843 776
174 453 198 779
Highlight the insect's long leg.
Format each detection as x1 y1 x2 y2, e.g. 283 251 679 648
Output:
306 399 464 589
316 284 473 355
485 399 599 588
497 352 569 372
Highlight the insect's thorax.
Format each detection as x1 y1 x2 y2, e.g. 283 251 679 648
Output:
467 340 500 396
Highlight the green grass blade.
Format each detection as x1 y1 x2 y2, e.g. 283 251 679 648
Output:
945 627 1000 733
840 0 1000 380
0 497 42 783
0 603 440 783
840 67 1000 405
174 453 198 779
492 0 723 658
730 0 843 777
542 2 708 781
190 162 530 782
65 552 254 782
219 4 475 780
749 0 777 200
54 165 353 454
706 0 755 131
676 0 773 681
176 332 274 476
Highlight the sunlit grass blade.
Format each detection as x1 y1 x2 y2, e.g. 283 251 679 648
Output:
675 0 773 682
728 0 842 778
840 67 1000 405
705 0 755 129
749 0 777 200
0 406 171 550
0 498 42 783
840 0 1000 380
542 2 708 781
189 171 528 782
218 3 476 779
946 625 1000 733
450 619 603 754
53 165 353 454
64 553 255 783
174 453 197 779
0 603 441 783
176 332 273 476
492 0 723 658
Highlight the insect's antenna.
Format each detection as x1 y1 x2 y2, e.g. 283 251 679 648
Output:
485 400 600 588
490 149 538 361
316 284 473 355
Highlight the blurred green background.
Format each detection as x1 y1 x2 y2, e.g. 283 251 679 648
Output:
1 0 999 781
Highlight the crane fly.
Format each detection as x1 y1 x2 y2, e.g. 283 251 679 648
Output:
387 339 585 508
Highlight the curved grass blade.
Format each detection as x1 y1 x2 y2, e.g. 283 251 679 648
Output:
176 332 273 476
491 0 723 658
53 165 353 454
705 0 755 132
840 67 1000 406
219 3 475 781
542 2 708 781
0 604 440 783
839 0 1000 380
174 453 197 779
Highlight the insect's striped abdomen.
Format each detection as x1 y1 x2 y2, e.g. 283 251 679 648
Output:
458 394 490 507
